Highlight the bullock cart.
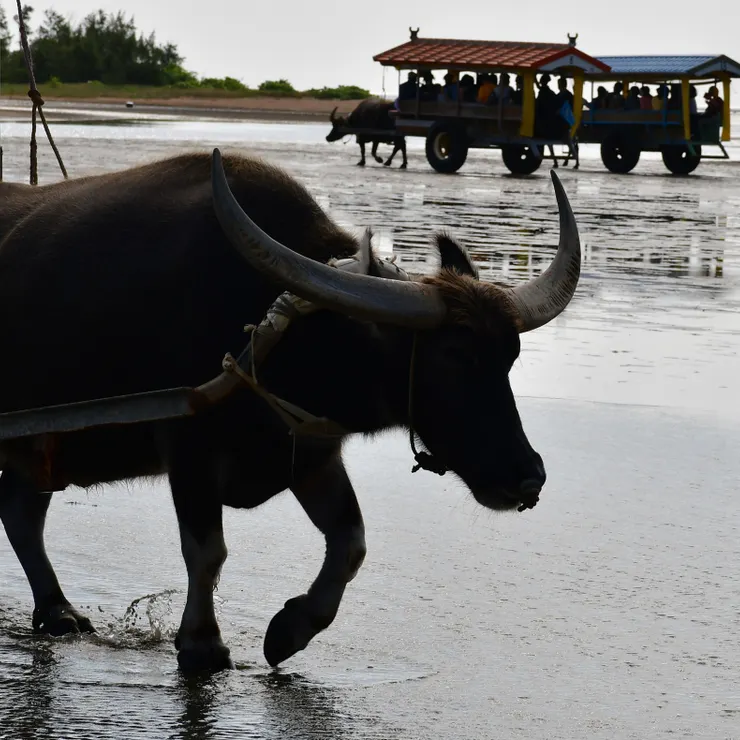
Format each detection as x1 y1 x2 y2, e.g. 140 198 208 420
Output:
372 31 609 174
579 55 740 174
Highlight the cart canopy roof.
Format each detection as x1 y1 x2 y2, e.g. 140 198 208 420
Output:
374 33 610 75
590 55 740 80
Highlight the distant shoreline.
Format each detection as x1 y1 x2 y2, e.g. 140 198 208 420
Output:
1 93 737 127
0 93 370 124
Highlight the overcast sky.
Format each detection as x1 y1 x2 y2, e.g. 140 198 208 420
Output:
5 0 740 93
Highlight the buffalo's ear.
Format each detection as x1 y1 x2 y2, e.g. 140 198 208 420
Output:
435 233 478 278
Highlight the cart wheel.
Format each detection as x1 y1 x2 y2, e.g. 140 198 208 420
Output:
501 144 543 175
600 134 641 174
661 145 702 175
425 123 468 173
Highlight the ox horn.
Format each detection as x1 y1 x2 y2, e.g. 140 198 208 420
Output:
330 106 338 123
504 170 580 333
210 149 446 328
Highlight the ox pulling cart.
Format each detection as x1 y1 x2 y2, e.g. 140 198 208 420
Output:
372 31 608 175
334 30 738 177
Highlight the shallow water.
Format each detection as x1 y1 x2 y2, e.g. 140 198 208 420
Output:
0 107 739 739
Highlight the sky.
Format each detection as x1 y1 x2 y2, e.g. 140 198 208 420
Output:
3 0 740 95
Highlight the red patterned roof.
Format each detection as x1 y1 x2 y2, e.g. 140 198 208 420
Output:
373 37 610 73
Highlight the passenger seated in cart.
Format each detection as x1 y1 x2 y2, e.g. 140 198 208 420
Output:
398 72 418 101
703 86 723 120
419 70 439 101
510 75 524 105
652 84 668 110
460 74 477 102
639 86 653 109
587 86 609 110
607 82 624 109
439 71 459 101
667 84 682 110
625 86 641 110
489 72 512 104
477 73 496 103
689 85 699 114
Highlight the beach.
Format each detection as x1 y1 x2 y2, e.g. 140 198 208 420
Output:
0 94 363 123
0 103 738 739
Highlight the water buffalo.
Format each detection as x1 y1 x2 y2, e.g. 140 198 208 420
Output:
0 149 580 672
326 98 408 168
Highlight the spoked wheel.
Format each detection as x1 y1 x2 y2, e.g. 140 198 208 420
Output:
600 134 641 174
661 145 702 175
501 144 543 175
425 124 468 174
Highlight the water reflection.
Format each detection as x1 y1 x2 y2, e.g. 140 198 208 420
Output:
0 635 57 740
173 674 219 740
256 672 353 739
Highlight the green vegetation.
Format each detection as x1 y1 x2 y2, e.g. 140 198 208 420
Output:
258 79 297 95
303 85 372 100
0 6 370 100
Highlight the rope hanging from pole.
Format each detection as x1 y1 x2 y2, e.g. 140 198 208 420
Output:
14 0 67 184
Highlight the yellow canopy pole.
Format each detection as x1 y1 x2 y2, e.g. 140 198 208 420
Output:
681 78 691 141
721 74 731 141
570 72 584 138
520 71 535 137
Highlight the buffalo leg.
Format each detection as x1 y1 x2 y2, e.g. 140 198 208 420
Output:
169 453 232 672
385 139 407 168
383 143 397 167
371 141 383 163
357 140 366 166
263 455 366 666
0 468 94 635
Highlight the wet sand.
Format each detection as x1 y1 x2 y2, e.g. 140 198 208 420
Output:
0 111 739 739
0 95 362 123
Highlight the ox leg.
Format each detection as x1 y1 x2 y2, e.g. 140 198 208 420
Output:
169 453 232 672
383 143 396 167
0 468 94 635
263 455 366 667
400 138 408 168
357 140 366 166
372 141 383 163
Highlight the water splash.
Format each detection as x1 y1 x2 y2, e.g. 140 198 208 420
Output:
97 589 180 648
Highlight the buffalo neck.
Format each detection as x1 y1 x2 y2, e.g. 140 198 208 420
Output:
256 311 415 436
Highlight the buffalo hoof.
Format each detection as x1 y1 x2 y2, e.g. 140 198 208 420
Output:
32 603 96 636
374 156 384 163
176 634 233 673
263 595 328 667
356 161 366 167
383 160 392 167
400 163 407 169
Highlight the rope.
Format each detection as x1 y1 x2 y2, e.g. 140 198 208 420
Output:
407 333 447 476
15 0 67 184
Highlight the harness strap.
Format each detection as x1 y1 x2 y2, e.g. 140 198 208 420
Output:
223 352 348 439
407 333 448 476
228 291 447 475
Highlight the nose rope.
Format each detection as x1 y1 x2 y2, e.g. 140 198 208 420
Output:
407 333 447 476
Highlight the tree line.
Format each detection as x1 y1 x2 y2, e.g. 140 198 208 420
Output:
0 5 369 98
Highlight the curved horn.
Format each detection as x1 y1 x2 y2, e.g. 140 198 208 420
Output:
211 149 446 328
505 170 580 333
330 106 338 123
